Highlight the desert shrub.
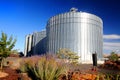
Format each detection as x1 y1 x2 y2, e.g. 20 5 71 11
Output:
109 52 119 62
19 55 69 80
57 48 80 64
19 61 28 73
95 73 120 80
9 53 19 57
19 56 41 73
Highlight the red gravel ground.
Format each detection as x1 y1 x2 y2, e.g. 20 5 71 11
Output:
0 67 20 80
0 64 119 80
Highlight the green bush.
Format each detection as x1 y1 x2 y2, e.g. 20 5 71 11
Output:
109 52 119 62
0 32 17 70
57 48 80 64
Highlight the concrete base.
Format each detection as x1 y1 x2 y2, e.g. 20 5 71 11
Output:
80 60 104 64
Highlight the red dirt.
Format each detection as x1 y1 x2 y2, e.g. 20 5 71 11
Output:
0 72 8 78
0 67 20 80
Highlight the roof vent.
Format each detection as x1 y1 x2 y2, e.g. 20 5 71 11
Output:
70 7 78 12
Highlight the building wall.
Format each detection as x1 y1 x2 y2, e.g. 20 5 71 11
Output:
24 34 33 56
46 9 103 62
32 31 46 55
24 30 46 56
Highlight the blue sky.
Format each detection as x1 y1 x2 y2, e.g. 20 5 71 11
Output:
0 0 120 54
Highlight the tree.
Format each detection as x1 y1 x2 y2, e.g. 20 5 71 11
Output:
109 51 118 62
0 32 17 70
57 48 80 64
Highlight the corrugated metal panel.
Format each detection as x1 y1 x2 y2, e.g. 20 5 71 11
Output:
46 11 103 62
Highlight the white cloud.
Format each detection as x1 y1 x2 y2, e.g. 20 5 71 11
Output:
104 42 120 47
103 34 120 39
103 34 120 52
103 42 120 52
